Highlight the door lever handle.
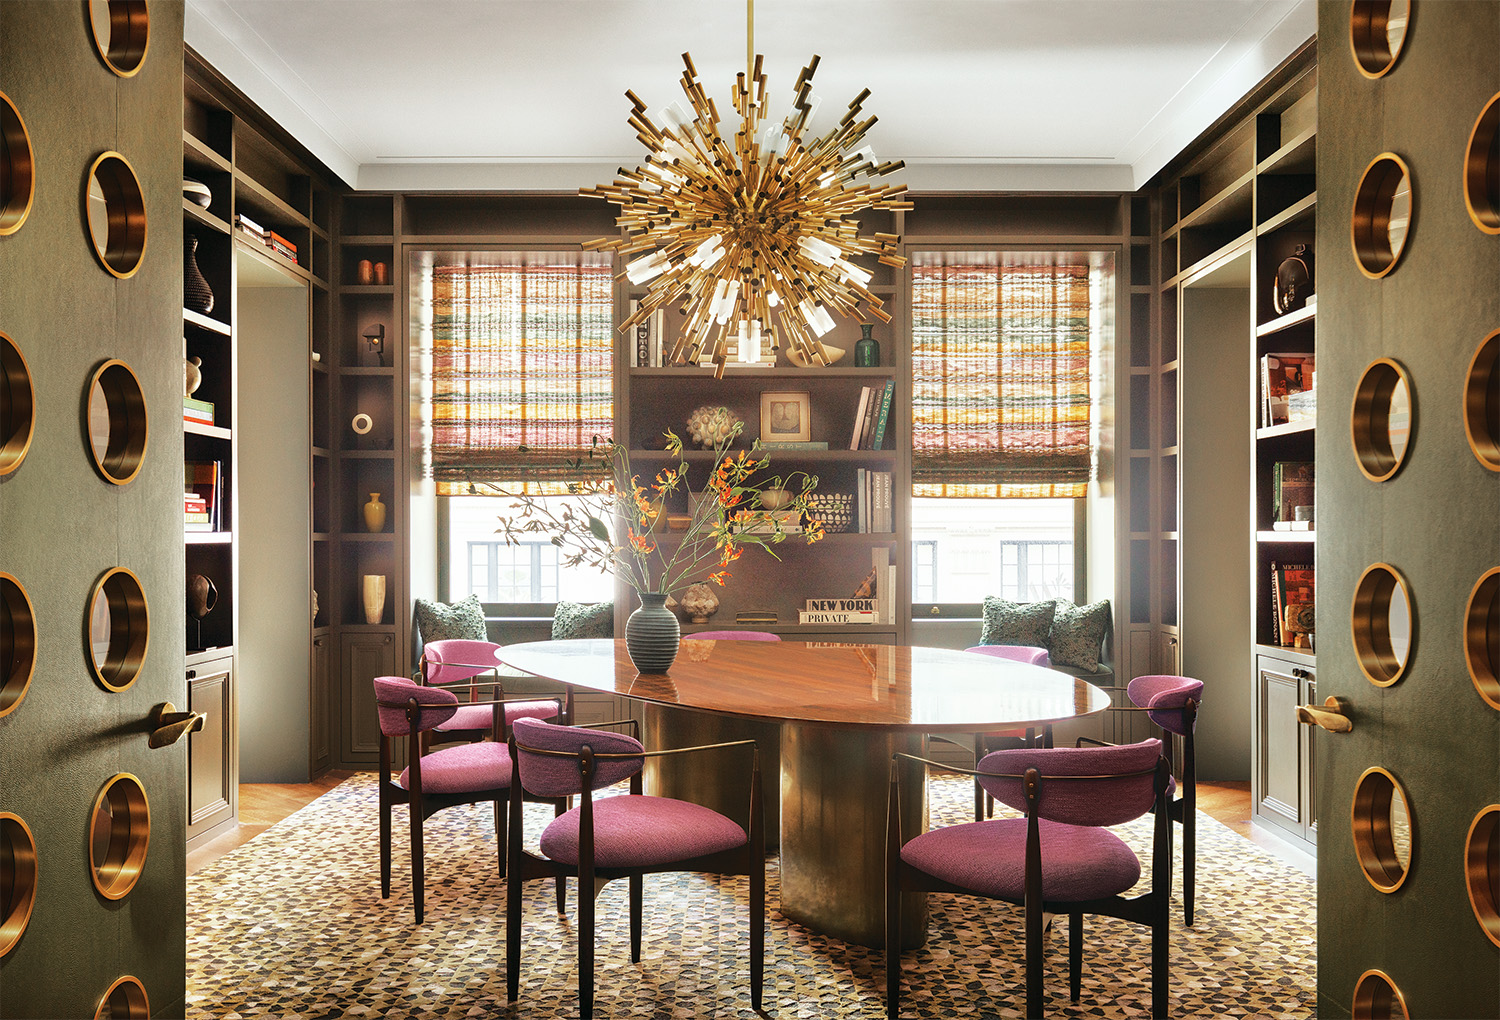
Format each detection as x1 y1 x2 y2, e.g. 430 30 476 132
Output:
1296 696 1352 734
148 702 206 748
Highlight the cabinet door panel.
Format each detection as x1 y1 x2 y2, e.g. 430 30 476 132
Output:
311 634 331 772
1256 661 1303 831
341 632 395 763
188 657 234 834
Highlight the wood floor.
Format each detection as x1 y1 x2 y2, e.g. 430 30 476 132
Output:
188 774 1261 876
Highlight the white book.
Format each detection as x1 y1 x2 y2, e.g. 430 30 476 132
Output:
799 610 877 625
849 386 872 450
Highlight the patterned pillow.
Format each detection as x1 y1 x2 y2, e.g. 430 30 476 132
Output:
1049 599 1112 672
414 594 488 644
978 597 1056 649
551 601 614 640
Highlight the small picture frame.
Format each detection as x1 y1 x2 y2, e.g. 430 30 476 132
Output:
760 390 811 442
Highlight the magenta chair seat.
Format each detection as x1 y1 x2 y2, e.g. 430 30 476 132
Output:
540 796 748 868
398 741 511 796
964 644 1051 667
901 818 1140 902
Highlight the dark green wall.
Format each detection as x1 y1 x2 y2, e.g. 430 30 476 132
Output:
0 2 187 1017
1316 2 1500 1016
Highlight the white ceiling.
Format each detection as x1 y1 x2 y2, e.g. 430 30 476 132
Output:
185 0 1315 193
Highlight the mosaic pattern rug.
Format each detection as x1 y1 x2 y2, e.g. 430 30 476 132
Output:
187 773 1315 1018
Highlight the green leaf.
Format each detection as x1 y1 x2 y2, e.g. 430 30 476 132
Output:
586 515 610 542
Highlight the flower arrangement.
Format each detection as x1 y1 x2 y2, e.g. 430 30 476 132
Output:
496 423 825 597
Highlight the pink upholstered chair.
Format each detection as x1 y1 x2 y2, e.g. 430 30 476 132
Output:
418 638 567 747
1084 674 1203 924
372 675 565 923
506 717 766 1019
961 644 1055 821
887 738 1172 1019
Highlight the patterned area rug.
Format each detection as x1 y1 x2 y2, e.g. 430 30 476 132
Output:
187 773 1315 1018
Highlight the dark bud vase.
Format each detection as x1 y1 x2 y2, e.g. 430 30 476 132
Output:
184 234 214 314
625 590 680 674
854 323 880 367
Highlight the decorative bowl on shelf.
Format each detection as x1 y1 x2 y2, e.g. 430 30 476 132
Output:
685 405 741 448
785 343 846 368
805 492 853 533
182 177 212 208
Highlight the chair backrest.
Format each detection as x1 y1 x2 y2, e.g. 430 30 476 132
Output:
964 644 1051 667
684 631 781 641
977 738 1163 827
512 717 645 797
373 676 458 736
421 638 502 686
1128 674 1203 736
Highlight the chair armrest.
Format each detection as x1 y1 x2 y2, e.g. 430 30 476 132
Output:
628 738 757 760
926 733 973 753
1075 735 1112 747
573 717 641 737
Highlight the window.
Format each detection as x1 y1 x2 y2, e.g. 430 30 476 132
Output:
907 250 1110 608
415 250 616 604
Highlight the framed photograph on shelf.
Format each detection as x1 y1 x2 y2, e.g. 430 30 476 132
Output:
760 390 811 443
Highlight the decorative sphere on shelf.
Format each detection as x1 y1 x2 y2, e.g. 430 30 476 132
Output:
685 405 740 448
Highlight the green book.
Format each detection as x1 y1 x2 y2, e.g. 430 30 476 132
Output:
758 441 828 450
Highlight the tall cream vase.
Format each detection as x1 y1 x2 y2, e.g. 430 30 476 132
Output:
361 574 386 625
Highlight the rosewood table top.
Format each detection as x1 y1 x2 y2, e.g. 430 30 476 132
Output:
495 638 1109 731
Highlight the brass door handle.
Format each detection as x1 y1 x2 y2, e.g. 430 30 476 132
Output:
1297 696 1352 733
148 702 206 748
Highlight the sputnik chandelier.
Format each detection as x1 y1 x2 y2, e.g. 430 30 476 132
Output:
582 1 911 378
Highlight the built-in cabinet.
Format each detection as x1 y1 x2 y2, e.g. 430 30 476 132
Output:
1141 49 1317 812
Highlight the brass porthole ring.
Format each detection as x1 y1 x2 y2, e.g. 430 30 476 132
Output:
1350 358 1414 483
89 774 150 901
85 152 147 279
1352 968 1411 1020
1464 329 1500 472
87 566 149 693
0 91 36 235
1351 153 1413 280
1351 766 1414 894
1465 805 1500 947
0 331 36 475
94 975 150 1019
87 359 149 485
0 812 39 957
88 0 151 78
1467 568 1500 710
1351 563 1414 687
1463 92 1500 235
1349 0 1411 79
0 572 37 717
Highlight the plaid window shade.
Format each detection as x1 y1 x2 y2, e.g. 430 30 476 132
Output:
911 254 1096 498
427 254 614 495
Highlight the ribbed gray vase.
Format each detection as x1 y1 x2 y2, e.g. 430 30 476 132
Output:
625 590 680 674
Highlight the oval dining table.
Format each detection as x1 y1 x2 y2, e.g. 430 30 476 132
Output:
495 637 1110 949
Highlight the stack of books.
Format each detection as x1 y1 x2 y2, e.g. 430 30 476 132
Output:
1272 461 1314 529
184 491 211 531
185 460 224 532
849 380 895 450
183 396 214 427
799 598 877 625
855 469 893 533
735 609 778 625
629 300 667 367
235 212 299 266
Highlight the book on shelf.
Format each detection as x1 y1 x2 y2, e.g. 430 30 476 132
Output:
849 386 873 449
1273 562 1315 648
234 213 266 238
856 468 867 533
1272 520 1314 531
1261 353 1314 427
1270 561 1283 646
185 460 223 531
798 610 877 625
871 546 893 624
805 598 876 612
869 379 895 450
267 230 298 257
183 396 214 426
758 440 828 451
735 610 778 625
1272 461 1314 524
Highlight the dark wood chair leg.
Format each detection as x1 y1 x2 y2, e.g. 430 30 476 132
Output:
554 799 569 913
1025 899 1044 1019
505 794 523 1003
1152 898 1169 1019
1183 794 1196 926
494 798 506 878
1068 912 1083 1002
629 873 643 963
885 877 900 1020
379 789 391 899
409 789 425 924
973 734 985 822
579 874 595 1020
751 853 765 1011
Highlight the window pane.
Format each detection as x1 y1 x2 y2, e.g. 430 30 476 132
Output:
910 497 1074 604
447 495 614 605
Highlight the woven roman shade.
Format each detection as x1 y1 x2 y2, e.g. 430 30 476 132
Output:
425 253 614 494
910 252 1097 498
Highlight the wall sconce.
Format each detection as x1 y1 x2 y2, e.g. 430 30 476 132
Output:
363 323 386 367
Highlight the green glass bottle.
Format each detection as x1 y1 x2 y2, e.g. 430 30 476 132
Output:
855 323 880 367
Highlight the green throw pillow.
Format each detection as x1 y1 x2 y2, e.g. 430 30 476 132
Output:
978 597 1056 649
414 594 488 644
1049 599 1112 672
551 601 614 640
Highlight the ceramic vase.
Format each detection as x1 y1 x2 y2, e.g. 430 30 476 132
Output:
184 355 202 397
363 492 386 533
854 323 880 367
184 234 214 313
625 590 680 674
361 574 387 625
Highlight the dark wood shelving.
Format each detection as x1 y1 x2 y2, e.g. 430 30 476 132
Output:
1256 304 1316 337
183 308 231 336
1257 192 1317 236
183 200 231 235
